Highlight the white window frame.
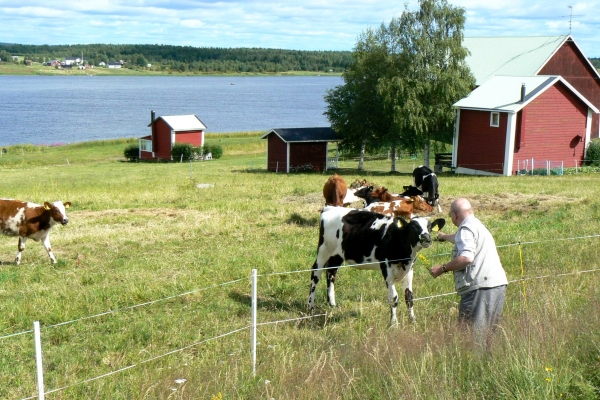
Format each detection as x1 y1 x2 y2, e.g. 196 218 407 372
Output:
490 112 500 127
140 139 153 152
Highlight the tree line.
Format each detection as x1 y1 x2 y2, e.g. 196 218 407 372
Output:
0 43 352 73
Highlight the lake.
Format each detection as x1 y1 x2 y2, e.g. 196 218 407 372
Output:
0 75 343 147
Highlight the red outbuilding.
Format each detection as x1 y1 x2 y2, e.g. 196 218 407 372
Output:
140 111 207 161
260 127 343 172
453 76 598 176
446 35 600 175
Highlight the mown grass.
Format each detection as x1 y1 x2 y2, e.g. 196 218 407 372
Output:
1 137 599 399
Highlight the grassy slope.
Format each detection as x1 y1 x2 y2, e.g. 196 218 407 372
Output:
0 137 599 399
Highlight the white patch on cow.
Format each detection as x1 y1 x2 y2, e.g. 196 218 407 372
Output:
27 202 41 208
342 188 362 205
412 217 429 235
5 207 25 235
369 216 393 233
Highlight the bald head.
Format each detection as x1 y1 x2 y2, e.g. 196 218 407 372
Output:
450 198 473 225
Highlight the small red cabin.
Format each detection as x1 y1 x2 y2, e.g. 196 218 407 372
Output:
260 127 343 172
453 76 599 176
140 111 207 161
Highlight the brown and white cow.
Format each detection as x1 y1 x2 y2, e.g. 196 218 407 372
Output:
364 196 434 219
0 199 71 265
308 206 445 325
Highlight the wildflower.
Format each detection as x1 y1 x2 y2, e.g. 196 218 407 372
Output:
546 378 551 382
175 379 186 384
545 367 553 372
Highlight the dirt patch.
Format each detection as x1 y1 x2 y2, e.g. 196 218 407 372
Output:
454 193 576 215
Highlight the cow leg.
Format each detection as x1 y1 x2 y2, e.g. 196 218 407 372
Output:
401 268 415 321
326 265 340 307
381 263 399 327
15 236 27 265
41 233 57 264
308 261 325 313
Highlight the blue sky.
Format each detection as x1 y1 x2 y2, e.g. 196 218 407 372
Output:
1 1 599 57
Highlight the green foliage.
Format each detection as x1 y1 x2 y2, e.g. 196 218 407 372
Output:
585 139 600 166
0 43 352 73
204 144 223 159
123 144 139 161
326 0 475 168
171 142 195 161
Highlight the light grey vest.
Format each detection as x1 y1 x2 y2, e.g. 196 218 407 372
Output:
452 215 508 294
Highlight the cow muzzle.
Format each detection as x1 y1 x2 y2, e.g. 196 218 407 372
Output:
419 233 432 247
61 217 69 225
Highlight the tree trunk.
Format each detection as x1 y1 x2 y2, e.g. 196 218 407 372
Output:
391 145 397 172
358 141 365 170
423 141 430 168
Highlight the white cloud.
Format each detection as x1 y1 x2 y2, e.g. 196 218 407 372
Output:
180 19 204 28
0 0 598 55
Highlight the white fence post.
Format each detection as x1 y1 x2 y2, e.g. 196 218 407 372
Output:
251 269 257 376
34 321 45 400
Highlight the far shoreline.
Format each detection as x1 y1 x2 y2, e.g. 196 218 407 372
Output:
0 63 343 77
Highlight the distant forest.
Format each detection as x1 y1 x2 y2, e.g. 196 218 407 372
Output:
0 43 353 73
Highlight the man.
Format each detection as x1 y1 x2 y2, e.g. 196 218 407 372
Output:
430 198 508 346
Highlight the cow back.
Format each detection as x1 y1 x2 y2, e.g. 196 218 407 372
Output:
323 174 348 207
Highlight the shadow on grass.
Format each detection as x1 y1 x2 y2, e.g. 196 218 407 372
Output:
286 212 318 227
228 291 359 328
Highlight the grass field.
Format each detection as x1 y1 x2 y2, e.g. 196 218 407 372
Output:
1 136 599 399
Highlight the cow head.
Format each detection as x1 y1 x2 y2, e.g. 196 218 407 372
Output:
354 185 374 200
399 217 445 248
412 196 434 214
44 201 71 225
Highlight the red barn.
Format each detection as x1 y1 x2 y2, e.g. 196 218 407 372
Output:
140 111 207 161
260 127 342 172
446 35 600 175
453 75 598 176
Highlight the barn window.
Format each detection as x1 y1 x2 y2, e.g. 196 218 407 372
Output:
140 139 152 152
490 112 500 127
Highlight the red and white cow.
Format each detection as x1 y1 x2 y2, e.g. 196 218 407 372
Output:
308 206 445 325
364 196 434 219
0 199 71 265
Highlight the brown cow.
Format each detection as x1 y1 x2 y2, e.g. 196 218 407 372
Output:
363 196 434 219
323 174 348 207
0 199 71 265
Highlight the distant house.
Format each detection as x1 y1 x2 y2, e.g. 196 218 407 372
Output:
98 61 106 66
260 127 343 172
107 62 121 69
140 111 207 161
64 57 81 65
453 75 598 176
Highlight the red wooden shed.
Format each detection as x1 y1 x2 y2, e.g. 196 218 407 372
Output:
260 127 343 172
140 111 207 161
453 76 599 176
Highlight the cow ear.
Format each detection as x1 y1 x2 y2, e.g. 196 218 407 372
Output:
430 218 446 231
44 202 52 210
64 202 71 208
397 216 409 227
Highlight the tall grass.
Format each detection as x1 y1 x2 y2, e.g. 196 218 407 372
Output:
0 138 599 398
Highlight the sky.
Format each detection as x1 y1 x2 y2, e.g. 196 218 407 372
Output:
1 1 599 57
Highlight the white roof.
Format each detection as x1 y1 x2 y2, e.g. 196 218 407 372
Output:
463 36 568 85
150 115 207 131
453 75 599 114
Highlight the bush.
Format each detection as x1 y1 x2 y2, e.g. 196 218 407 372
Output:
123 144 139 161
585 140 600 166
204 144 223 159
171 143 194 161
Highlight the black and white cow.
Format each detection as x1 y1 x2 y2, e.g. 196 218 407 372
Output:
413 165 441 211
308 206 445 325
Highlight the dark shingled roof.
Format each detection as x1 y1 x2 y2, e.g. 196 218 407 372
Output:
260 127 342 142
